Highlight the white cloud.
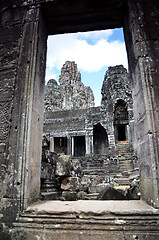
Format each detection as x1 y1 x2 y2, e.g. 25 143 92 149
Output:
73 29 113 43
46 30 128 74
45 70 57 82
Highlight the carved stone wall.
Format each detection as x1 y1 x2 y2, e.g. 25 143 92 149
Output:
124 0 159 208
0 4 47 231
0 6 25 230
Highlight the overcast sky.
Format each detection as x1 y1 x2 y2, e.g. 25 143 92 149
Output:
46 28 128 106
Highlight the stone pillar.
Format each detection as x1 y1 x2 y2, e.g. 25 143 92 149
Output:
71 136 74 156
86 132 93 155
124 0 159 207
85 134 90 155
67 136 72 155
0 5 47 226
108 133 115 148
50 137 54 153
0 7 28 227
90 135 94 154
18 7 47 210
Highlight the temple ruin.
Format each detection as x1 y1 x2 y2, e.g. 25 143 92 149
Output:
41 62 139 201
0 0 159 239
44 62 133 156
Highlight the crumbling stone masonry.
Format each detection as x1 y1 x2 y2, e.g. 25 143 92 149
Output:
0 1 159 239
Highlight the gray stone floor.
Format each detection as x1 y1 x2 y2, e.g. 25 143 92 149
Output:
26 200 159 216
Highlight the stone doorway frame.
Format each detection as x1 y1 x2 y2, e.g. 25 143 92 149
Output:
16 0 159 210
1 0 159 227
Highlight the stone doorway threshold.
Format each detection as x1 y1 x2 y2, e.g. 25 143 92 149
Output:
13 200 159 239
26 200 159 216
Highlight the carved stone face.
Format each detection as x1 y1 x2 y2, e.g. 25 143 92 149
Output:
114 103 128 120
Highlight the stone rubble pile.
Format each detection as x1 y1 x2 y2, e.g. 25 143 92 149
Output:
41 151 140 201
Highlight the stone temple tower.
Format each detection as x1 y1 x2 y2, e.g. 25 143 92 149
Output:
45 61 95 112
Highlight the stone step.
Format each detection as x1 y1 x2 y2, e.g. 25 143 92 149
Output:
118 157 133 160
117 151 132 154
114 178 131 185
118 162 133 166
83 168 109 174
41 191 59 200
119 163 133 168
119 159 133 162
119 160 133 164
12 200 159 240
116 143 130 148
118 154 132 157
119 163 133 169
86 193 98 200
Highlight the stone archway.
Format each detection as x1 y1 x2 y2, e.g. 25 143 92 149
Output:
93 123 109 155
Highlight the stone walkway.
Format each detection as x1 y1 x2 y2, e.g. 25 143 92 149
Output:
26 200 159 216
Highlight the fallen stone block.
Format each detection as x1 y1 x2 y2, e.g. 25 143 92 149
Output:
90 183 111 193
56 154 72 176
77 191 87 200
62 191 77 201
61 177 80 191
97 185 127 200
41 192 59 200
